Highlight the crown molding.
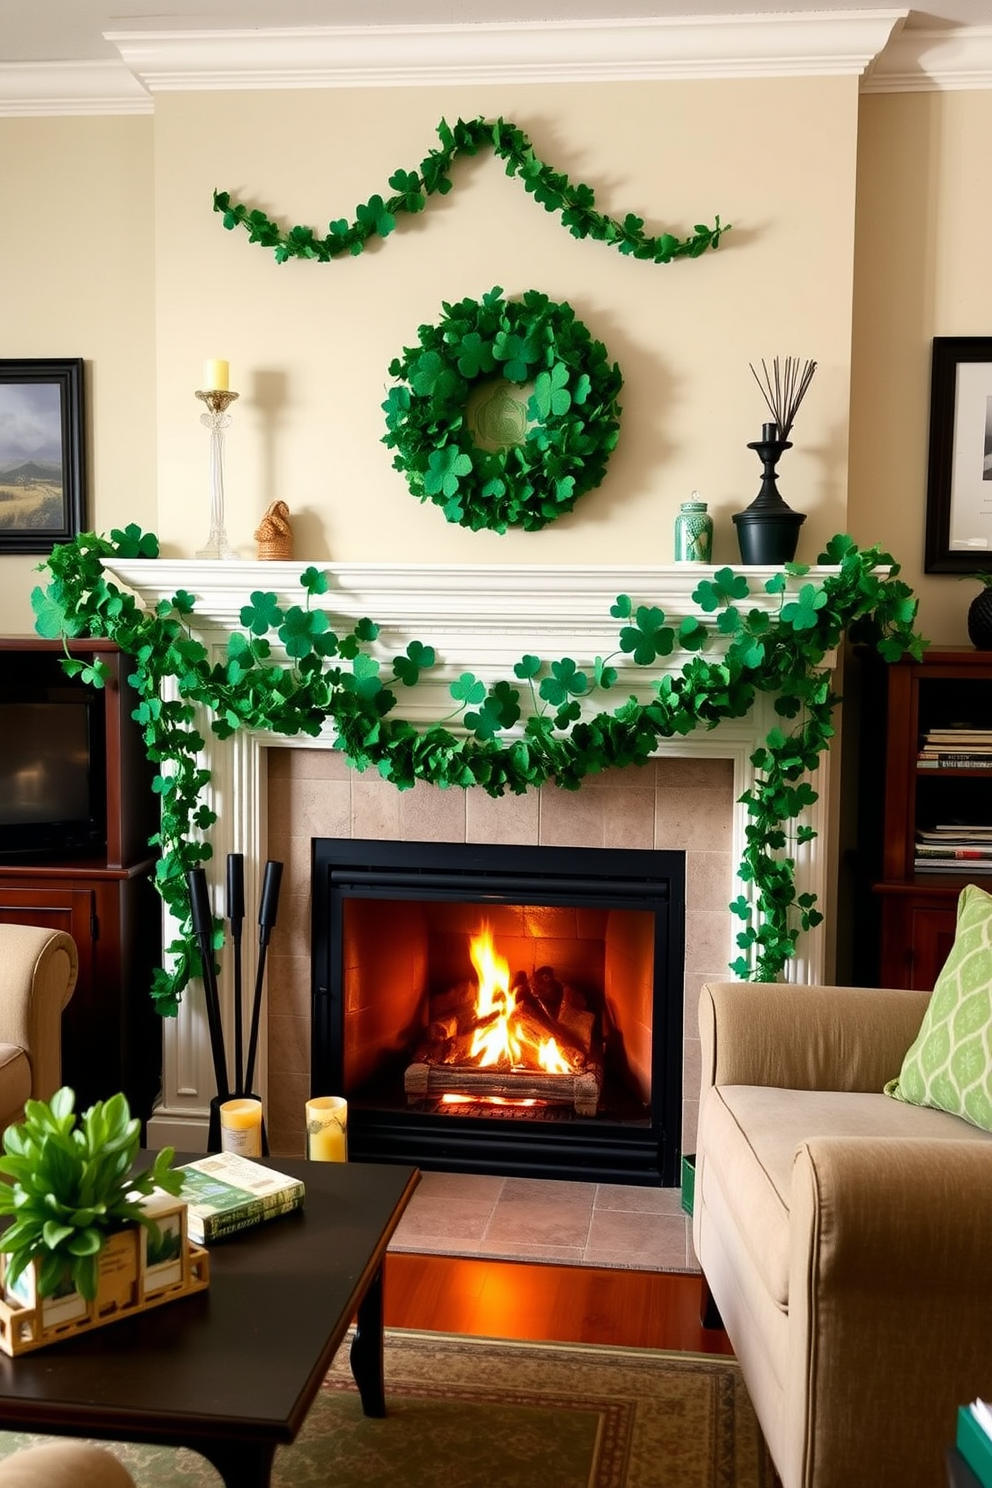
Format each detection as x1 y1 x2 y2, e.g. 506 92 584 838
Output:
4 12 991 116
104 14 905 90
862 22 992 91
0 61 151 117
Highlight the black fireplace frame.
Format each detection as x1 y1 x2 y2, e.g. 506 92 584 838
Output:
311 838 686 1185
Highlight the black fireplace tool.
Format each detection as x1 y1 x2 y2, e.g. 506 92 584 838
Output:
186 857 283 1154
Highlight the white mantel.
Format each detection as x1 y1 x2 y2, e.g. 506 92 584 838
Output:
104 559 835 1148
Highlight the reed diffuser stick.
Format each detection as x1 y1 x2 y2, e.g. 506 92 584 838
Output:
749 356 817 442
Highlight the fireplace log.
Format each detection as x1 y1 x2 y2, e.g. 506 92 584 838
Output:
404 1059 602 1115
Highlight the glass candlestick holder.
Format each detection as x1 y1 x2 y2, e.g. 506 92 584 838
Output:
195 388 238 560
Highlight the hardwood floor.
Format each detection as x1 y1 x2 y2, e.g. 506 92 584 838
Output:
384 1252 734 1355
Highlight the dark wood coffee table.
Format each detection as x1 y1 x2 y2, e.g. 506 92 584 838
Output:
0 1157 419 1488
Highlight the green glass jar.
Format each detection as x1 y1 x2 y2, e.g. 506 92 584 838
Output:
674 494 713 563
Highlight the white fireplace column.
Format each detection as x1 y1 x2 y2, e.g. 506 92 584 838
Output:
103 560 835 1151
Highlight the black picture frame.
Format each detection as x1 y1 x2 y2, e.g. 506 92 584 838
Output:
925 336 992 573
0 358 85 554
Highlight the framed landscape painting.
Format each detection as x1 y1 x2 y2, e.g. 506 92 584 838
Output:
924 337 992 573
0 359 85 553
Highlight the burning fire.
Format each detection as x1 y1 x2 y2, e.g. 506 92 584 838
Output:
466 924 575 1074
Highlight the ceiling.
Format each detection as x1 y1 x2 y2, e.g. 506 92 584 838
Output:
4 0 992 68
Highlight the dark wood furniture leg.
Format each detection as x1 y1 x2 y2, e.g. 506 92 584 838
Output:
187 1439 277 1488
350 1264 386 1417
700 1275 724 1330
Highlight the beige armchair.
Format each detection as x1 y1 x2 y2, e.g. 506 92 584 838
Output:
692 980 992 1488
0 923 78 1131
0 1443 134 1488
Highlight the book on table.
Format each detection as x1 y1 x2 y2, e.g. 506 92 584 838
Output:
957 1401 992 1488
175 1152 306 1244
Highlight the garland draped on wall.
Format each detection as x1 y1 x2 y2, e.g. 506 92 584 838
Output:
213 115 727 265
33 529 924 1016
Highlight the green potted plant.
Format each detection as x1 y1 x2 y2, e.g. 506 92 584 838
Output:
0 1087 181 1303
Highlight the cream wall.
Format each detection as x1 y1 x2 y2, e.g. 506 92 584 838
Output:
850 89 992 646
3 85 992 649
151 77 858 569
0 117 156 635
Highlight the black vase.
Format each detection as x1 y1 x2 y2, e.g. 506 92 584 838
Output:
968 586 992 649
732 422 806 566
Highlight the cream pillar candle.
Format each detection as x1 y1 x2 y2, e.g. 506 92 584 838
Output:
219 1097 263 1157
305 1096 348 1161
203 358 229 392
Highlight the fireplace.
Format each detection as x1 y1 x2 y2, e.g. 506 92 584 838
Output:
111 558 834 1158
311 838 685 1185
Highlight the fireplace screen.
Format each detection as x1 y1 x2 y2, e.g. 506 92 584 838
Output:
312 839 685 1185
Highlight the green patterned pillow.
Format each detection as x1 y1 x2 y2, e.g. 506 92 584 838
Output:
885 882 992 1132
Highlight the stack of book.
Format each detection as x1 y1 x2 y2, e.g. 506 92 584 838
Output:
918 728 992 769
175 1152 305 1244
956 1399 992 1487
915 825 992 874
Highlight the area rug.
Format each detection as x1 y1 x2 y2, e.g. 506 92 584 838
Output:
0 1329 776 1488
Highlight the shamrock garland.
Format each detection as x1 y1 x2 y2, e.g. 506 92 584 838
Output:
382 287 622 532
32 527 925 1016
214 115 727 267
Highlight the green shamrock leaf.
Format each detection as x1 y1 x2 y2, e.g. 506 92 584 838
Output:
109 524 159 558
240 591 283 636
619 606 675 666
493 329 539 383
425 447 473 499
464 680 521 740
393 640 437 686
610 594 633 620
382 385 411 428
781 584 829 632
514 654 542 681
278 605 329 659
409 350 450 398
299 566 330 597
387 169 425 213
692 568 750 612
456 332 496 380
819 533 857 563
450 672 487 706
593 656 618 689
531 362 571 420
539 657 588 706
356 194 395 238
30 587 68 638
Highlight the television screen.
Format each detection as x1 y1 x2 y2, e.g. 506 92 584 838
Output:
0 697 104 858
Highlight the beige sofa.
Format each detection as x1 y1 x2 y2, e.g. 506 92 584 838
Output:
0 923 78 1131
692 979 992 1488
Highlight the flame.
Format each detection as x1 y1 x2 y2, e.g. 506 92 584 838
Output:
538 1037 570 1075
468 924 520 1066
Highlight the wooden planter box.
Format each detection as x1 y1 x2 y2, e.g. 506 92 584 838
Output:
0 1195 210 1356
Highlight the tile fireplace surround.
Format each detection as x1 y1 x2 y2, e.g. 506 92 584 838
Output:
104 559 833 1164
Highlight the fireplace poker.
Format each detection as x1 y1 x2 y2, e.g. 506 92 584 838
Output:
186 867 230 1149
226 852 245 1097
243 859 283 1100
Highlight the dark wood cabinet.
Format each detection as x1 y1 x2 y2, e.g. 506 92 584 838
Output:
0 639 161 1119
862 647 992 991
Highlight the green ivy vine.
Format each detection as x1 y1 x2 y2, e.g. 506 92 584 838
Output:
32 527 924 1017
213 115 727 266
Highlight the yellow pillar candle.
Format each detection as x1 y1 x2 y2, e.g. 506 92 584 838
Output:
203 358 229 392
219 1097 263 1157
305 1095 348 1162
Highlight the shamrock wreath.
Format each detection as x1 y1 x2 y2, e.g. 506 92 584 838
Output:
381 287 623 533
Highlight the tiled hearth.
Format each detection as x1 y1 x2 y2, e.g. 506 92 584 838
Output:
263 748 735 1160
387 1170 698 1272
